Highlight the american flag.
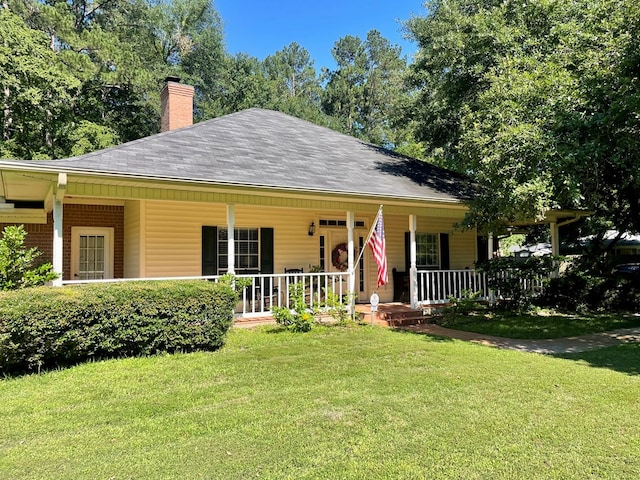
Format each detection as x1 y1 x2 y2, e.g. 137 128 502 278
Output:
369 209 388 288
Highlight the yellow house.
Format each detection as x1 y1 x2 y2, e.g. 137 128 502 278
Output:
0 78 510 317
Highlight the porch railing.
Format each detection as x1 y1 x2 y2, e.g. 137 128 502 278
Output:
62 272 350 318
234 272 349 317
416 269 546 305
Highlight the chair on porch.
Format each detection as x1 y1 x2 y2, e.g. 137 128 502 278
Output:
254 276 279 311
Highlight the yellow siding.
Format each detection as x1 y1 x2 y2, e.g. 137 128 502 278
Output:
139 201 477 300
124 200 141 278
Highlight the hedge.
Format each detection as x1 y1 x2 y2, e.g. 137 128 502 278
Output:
0 280 237 376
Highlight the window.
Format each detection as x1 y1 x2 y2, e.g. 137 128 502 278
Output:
218 228 259 273
416 233 439 269
319 235 326 271
319 219 366 228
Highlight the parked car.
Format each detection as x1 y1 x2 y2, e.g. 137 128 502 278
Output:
612 263 640 278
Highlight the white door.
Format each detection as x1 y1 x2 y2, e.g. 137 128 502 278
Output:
71 227 114 280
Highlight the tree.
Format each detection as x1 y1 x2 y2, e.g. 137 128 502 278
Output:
0 7 80 159
0 225 57 289
406 0 640 235
322 30 408 146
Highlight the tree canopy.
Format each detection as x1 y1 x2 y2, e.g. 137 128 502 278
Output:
406 0 640 234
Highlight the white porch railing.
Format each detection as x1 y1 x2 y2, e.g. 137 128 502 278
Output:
416 269 546 305
62 272 350 318
234 272 349 317
417 269 489 305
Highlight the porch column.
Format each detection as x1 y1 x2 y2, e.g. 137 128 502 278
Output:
226 204 235 274
52 173 66 286
347 211 355 309
550 221 560 278
488 232 494 259
409 214 418 309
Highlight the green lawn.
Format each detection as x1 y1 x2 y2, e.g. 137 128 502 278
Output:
435 310 640 338
1 325 639 479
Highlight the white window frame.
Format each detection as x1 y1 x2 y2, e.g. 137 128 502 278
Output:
416 233 439 269
71 227 114 280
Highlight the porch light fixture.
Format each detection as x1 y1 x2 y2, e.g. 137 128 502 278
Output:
308 221 316 236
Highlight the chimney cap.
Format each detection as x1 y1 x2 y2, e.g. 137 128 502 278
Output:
164 76 181 84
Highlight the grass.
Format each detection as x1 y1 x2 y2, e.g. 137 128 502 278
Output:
434 309 640 339
1 325 640 479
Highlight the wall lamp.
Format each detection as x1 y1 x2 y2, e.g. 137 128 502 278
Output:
308 221 316 236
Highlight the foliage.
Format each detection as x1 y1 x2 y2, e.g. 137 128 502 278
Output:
541 269 640 313
322 288 351 325
0 280 237 376
0 225 57 290
445 289 485 316
322 30 409 146
477 256 554 311
406 0 640 234
271 282 317 332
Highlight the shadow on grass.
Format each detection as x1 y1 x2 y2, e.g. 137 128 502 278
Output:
554 343 640 376
389 327 456 343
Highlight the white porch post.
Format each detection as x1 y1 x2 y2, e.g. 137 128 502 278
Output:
487 232 495 304
347 211 355 309
550 221 560 278
52 173 66 286
409 214 418 309
226 204 235 274
488 232 494 259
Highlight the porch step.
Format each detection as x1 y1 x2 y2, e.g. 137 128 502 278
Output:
355 303 439 327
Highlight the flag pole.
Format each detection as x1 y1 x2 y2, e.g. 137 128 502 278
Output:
353 205 383 271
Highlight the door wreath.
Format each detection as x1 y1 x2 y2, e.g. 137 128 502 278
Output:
332 243 349 271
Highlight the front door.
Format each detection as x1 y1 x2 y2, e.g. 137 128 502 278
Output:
71 227 114 280
326 230 367 302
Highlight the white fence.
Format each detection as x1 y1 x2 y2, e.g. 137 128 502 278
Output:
63 272 350 318
417 269 546 305
62 269 544 315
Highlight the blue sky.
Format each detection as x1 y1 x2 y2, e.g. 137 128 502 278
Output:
215 1 427 71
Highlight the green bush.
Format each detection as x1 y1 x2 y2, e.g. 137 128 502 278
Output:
543 270 640 313
272 282 316 332
0 280 237 376
0 225 57 289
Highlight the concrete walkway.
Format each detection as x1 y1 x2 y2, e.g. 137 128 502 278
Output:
402 324 640 354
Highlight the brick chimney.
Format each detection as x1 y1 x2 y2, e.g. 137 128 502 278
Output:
160 76 195 132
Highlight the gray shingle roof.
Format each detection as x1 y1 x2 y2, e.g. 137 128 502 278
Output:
12 108 474 202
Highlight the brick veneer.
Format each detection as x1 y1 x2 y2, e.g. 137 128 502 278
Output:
0 204 124 280
160 80 195 132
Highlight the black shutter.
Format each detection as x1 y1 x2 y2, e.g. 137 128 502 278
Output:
477 236 488 263
260 228 274 274
440 233 450 270
404 232 410 272
202 226 217 275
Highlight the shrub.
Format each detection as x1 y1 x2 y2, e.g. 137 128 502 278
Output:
477 256 554 311
0 280 237 376
0 225 57 289
272 282 317 332
542 270 640 313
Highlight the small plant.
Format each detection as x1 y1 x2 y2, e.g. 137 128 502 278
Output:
0 225 57 290
272 282 317 332
447 289 484 315
323 288 351 325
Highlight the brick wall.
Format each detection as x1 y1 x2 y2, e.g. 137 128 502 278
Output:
0 204 124 280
